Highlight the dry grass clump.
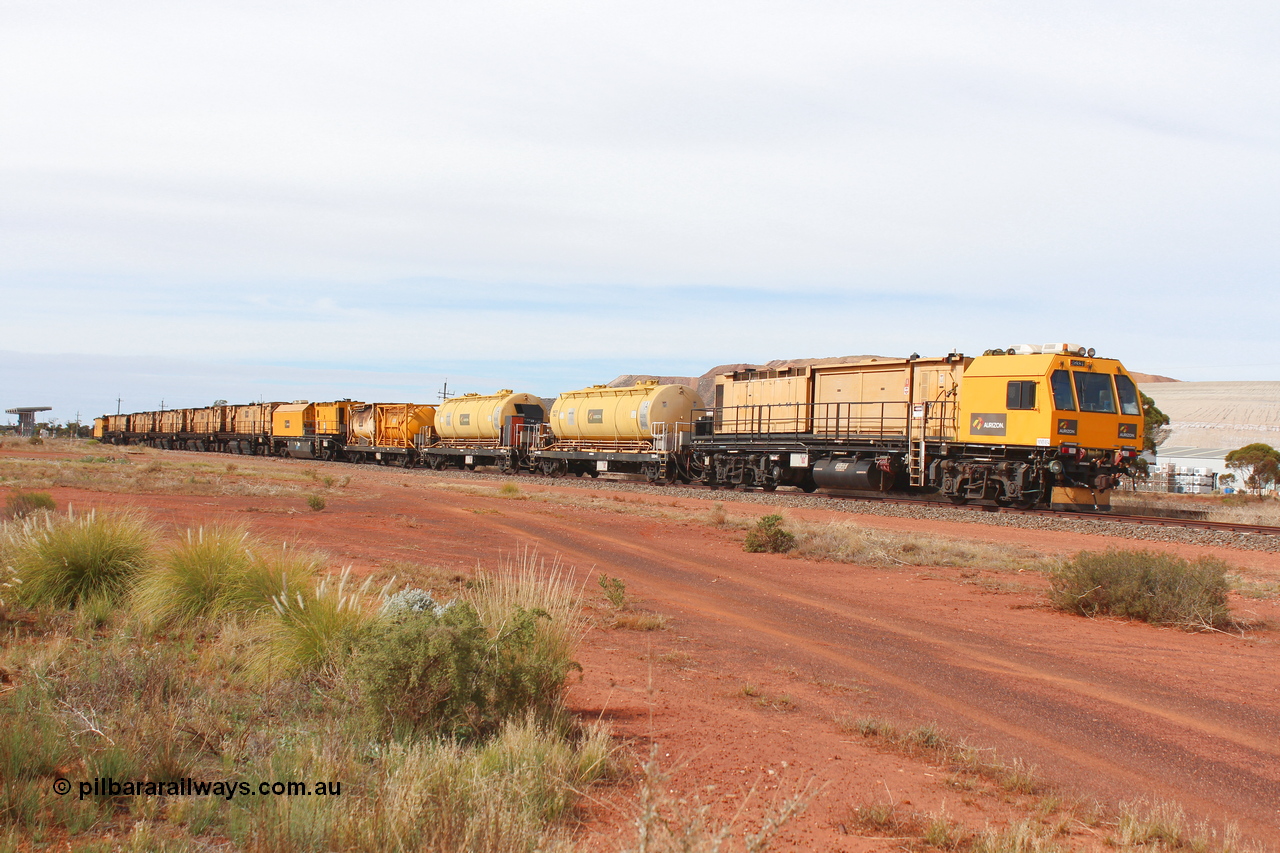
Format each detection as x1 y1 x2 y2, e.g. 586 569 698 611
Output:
7 508 158 608
1205 499 1280 526
1048 550 1234 630
787 517 1041 570
626 745 812 853
3 490 55 519
132 528 324 628
247 566 385 680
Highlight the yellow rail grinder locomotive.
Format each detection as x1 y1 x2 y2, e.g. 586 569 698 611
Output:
694 344 1142 510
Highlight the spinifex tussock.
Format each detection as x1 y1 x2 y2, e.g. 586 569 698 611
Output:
133 525 255 626
133 529 324 627
9 507 158 608
249 566 389 680
222 541 324 616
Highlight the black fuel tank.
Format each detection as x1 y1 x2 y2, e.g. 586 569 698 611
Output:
811 458 891 491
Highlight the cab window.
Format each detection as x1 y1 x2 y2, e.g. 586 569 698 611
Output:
1050 370 1075 411
1006 380 1036 410
1113 374 1140 416
1073 372 1117 413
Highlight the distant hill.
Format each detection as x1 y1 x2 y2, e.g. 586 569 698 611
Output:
1138 381 1280 451
1129 372 1179 383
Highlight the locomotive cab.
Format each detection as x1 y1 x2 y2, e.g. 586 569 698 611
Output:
954 345 1143 510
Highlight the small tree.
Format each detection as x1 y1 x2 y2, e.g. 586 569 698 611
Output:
1225 443 1280 495
1216 472 1235 492
1140 392 1170 453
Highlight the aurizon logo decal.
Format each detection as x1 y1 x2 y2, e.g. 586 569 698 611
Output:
970 414 1007 436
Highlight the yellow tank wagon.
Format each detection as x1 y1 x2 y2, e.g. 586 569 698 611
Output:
537 381 705 482
428 391 546 472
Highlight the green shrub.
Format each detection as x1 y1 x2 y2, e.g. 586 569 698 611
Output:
1048 550 1232 629
306 493 326 512
744 514 795 553
354 602 491 738
597 573 627 609
467 552 586 720
356 553 585 740
355 601 581 740
10 509 158 608
4 491 55 519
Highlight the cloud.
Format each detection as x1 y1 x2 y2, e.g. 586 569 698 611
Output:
1 1 1278 395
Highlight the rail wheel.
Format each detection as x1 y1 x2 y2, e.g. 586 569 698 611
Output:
948 495 969 506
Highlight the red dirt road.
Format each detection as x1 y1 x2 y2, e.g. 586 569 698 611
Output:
31 457 1280 849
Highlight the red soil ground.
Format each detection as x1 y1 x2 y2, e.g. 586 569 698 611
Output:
17 450 1280 850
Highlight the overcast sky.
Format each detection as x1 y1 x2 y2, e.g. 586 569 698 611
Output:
3 1 1278 425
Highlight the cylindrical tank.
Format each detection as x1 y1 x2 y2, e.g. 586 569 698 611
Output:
437 391 545 441
811 458 892 491
349 406 376 444
348 404 436 447
376 404 435 447
549 382 705 441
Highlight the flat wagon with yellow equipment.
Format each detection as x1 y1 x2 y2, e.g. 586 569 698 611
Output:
271 400 361 461
343 403 436 466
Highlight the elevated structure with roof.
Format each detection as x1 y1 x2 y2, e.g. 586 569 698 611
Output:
5 406 53 437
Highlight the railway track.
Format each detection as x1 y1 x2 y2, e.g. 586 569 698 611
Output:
812 491 1280 537
400 461 1280 542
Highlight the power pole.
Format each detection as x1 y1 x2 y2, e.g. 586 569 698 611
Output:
117 397 122 415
